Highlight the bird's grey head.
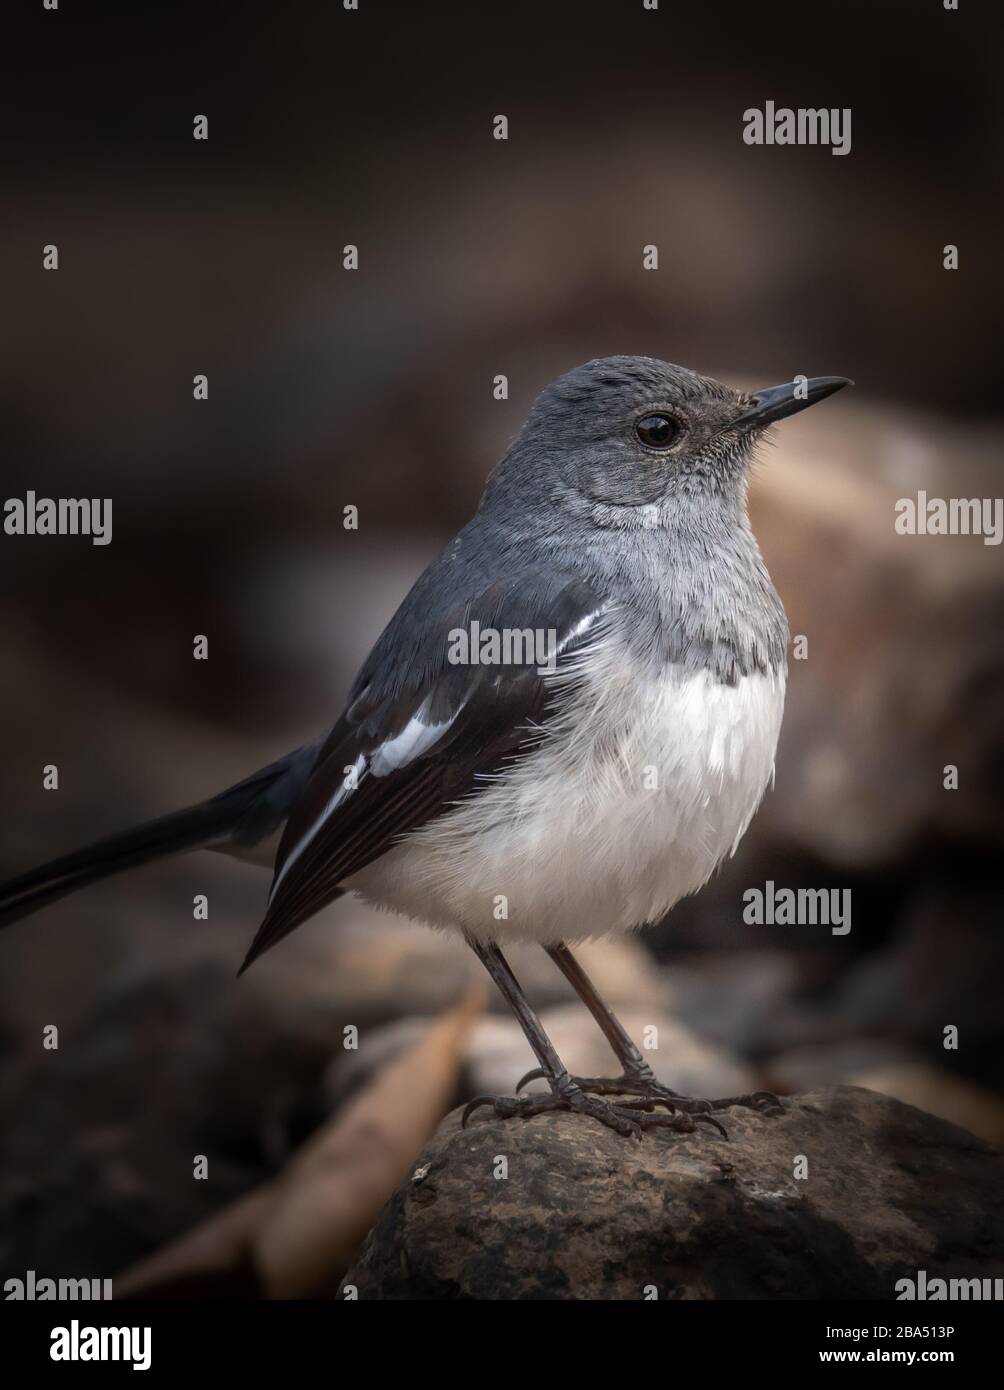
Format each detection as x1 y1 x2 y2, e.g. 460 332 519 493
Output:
484 355 850 530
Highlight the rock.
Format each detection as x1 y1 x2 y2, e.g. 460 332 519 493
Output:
767 1044 1004 1146
342 1086 1004 1300
848 1067 1004 1149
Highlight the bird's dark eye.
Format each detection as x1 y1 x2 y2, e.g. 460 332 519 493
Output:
635 414 679 449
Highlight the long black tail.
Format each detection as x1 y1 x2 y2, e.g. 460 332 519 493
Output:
0 742 320 930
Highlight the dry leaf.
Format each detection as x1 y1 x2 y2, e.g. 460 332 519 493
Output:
116 1187 276 1298
254 983 484 1297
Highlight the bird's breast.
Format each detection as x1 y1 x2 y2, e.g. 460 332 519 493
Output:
348 642 787 944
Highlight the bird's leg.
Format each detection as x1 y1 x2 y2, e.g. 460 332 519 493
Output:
545 940 656 1083
512 941 781 1121
461 935 724 1139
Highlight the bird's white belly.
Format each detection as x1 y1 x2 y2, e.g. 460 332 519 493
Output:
346 656 786 945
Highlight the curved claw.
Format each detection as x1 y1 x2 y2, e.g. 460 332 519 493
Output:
636 1109 729 1140
694 1112 729 1140
515 1067 549 1094
462 1095 497 1128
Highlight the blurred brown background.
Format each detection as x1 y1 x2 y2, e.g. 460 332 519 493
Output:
1 0 1002 1286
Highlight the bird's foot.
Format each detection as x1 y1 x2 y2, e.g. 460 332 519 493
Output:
462 1077 728 1140
515 1066 783 1125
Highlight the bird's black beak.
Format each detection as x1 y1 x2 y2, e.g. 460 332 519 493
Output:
732 375 852 429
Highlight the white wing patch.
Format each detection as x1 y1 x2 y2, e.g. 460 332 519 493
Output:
369 700 459 775
269 696 464 901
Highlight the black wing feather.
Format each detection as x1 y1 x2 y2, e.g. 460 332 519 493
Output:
239 573 606 970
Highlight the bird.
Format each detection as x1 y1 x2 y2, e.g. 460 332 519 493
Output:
0 356 851 1138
